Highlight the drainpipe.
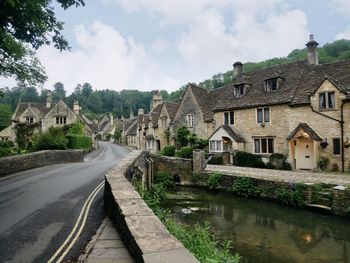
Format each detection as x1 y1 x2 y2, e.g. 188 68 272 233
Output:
309 102 345 172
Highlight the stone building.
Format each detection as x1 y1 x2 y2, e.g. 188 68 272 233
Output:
209 35 350 171
0 94 98 147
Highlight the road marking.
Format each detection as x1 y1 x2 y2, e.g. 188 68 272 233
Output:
47 181 104 263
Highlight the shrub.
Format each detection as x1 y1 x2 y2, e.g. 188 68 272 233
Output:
266 153 292 170
176 126 190 148
207 172 222 189
190 172 201 183
318 157 329 170
154 172 175 187
234 151 265 168
231 177 260 198
161 145 176 157
207 155 224 165
0 147 14 157
67 134 92 150
275 183 306 207
68 121 84 135
0 140 14 148
33 127 68 150
106 134 112 141
176 146 193 159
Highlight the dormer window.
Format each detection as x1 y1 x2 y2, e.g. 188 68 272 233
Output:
234 84 245 97
265 78 278 92
319 91 335 109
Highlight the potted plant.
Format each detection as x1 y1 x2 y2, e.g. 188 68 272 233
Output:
320 139 328 149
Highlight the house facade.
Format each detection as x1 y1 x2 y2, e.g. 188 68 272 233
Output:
209 36 350 171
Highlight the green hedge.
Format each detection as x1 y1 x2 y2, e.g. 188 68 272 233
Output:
161 145 176 157
234 151 265 168
67 134 92 150
176 146 193 159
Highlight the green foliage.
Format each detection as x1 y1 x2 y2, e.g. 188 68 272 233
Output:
33 127 68 150
275 184 306 208
231 177 261 198
0 140 16 157
154 172 175 187
165 220 241 263
67 134 92 150
176 146 193 159
318 157 330 170
266 153 292 170
113 124 122 142
0 104 12 130
0 0 84 85
207 172 222 190
68 120 84 135
190 172 201 183
15 122 37 149
207 155 224 165
176 126 190 148
234 151 265 168
160 145 176 157
106 134 112 141
0 140 14 148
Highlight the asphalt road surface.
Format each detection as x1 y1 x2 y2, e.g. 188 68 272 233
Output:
0 142 130 263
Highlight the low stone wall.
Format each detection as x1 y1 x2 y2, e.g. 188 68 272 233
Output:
150 154 193 183
195 172 350 217
104 151 199 263
0 150 84 176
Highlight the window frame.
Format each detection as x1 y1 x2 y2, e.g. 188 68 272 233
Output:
257 107 270 123
253 137 274 154
265 78 278 92
234 84 245 97
319 91 335 109
186 114 194 127
224 111 234 125
333 138 341 155
25 117 34 124
209 140 223 152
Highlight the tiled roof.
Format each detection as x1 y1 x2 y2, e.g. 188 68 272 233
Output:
189 84 215 122
287 123 322 141
164 99 181 120
14 102 54 120
212 60 350 111
208 125 245 143
126 120 137 136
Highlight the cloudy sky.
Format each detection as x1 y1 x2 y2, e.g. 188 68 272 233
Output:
2 0 350 94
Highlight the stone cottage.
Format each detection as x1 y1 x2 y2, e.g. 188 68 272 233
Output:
209 35 350 171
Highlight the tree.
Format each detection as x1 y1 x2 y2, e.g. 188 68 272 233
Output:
0 104 12 130
113 124 122 143
53 82 66 101
0 0 85 90
20 86 39 102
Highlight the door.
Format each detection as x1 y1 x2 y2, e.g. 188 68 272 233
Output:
295 139 315 170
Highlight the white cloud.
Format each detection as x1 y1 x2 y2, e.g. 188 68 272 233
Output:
329 0 350 18
336 27 350 40
151 38 171 53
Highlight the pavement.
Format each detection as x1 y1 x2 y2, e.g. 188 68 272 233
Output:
78 218 134 263
0 142 130 263
207 164 350 186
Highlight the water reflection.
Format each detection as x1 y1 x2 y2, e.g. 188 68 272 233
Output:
161 187 350 263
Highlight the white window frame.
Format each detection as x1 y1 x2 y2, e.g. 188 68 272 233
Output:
25 117 34 124
319 91 335 109
224 111 234 125
234 84 245 97
253 137 274 154
209 140 223 152
257 107 270 123
265 78 278 92
186 114 194 127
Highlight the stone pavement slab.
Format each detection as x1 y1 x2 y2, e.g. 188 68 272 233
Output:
207 164 350 186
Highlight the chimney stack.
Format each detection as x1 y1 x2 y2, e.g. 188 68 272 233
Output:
46 92 52 108
73 100 80 114
233 62 243 77
109 112 114 125
306 34 319 65
138 108 144 116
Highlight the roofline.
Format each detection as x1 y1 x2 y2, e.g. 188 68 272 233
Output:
213 101 289 112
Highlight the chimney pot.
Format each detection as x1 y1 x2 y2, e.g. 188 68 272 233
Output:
306 34 319 65
233 62 243 77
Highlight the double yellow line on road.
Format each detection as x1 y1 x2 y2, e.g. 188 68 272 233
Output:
47 180 104 263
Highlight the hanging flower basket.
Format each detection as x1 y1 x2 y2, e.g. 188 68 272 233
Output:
344 141 350 148
320 140 328 149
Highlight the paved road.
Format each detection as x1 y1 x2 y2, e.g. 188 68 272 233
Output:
0 142 130 263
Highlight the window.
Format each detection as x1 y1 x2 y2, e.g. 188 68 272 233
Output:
319 91 335 109
254 138 274 154
25 117 33 124
265 78 278 92
234 84 245 97
161 118 167 127
333 138 341 155
209 140 222 152
56 117 67 124
257 107 270 123
186 114 194 127
224 111 234 125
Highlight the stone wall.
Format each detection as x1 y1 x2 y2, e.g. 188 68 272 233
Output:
104 150 199 263
0 150 84 176
150 154 193 183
